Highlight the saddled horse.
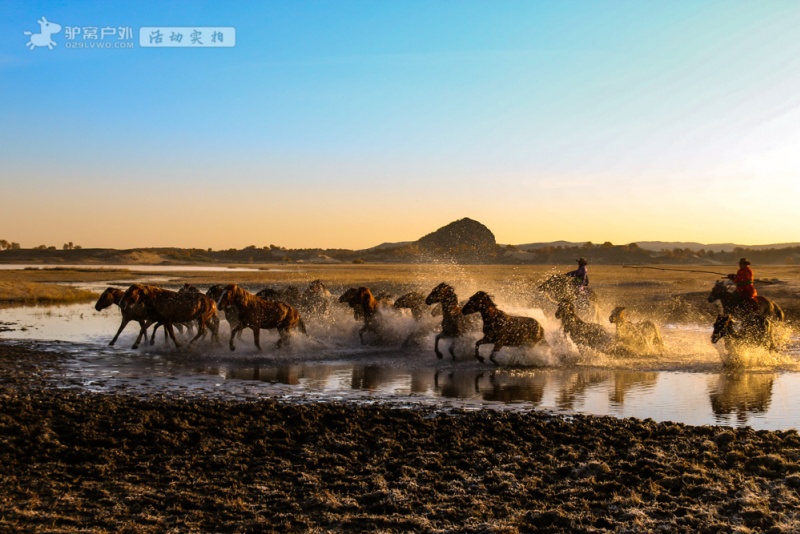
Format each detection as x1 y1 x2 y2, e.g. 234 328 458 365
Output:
707 280 784 322
537 274 600 321
711 314 776 353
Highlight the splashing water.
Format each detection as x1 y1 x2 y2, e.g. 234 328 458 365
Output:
1 278 799 429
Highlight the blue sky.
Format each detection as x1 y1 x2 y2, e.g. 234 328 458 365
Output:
2 1 800 249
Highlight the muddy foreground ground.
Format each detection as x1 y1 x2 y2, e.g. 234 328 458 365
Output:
2 342 800 533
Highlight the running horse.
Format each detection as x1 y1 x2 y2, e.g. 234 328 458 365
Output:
461 291 547 365
711 314 777 353
424 283 470 360
537 274 600 321
707 280 784 322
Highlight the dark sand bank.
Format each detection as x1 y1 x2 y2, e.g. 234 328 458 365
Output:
2 342 800 533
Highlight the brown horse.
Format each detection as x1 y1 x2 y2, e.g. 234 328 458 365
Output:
425 283 472 360
206 284 243 341
707 280 784 322
711 314 776 353
216 284 306 351
338 286 388 344
119 284 219 349
95 287 160 347
461 291 546 365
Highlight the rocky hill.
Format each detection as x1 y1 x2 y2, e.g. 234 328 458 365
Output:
415 218 498 262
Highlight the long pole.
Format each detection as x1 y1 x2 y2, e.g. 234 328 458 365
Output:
621 265 729 277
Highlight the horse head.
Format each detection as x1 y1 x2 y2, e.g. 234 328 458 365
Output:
462 291 494 315
216 284 239 308
95 287 121 311
711 315 733 344
36 17 62 36
425 282 455 306
305 280 331 298
205 284 227 302
338 287 359 305
609 306 626 324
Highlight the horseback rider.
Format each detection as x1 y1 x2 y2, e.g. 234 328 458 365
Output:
566 257 589 295
727 258 758 314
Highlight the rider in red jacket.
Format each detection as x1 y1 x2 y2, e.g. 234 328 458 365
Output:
728 258 757 312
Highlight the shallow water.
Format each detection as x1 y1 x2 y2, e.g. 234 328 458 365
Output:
1 299 799 430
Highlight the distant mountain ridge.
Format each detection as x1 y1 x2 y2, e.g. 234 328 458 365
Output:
2 218 799 265
518 241 800 253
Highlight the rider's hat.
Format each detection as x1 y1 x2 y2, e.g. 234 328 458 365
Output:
576 257 588 266
739 257 750 265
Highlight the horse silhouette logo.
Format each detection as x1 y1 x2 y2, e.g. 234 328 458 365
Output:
24 17 62 50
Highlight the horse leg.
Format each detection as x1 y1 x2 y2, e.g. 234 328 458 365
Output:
210 315 221 345
188 319 206 346
109 317 130 346
165 323 181 348
489 343 503 366
229 324 244 351
149 323 161 346
253 327 262 351
474 338 488 363
132 319 153 349
359 324 368 345
276 327 290 348
433 333 443 359
448 338 457 361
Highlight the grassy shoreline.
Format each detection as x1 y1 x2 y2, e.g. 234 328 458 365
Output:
0 280 99 305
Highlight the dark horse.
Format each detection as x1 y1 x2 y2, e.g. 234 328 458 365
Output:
711 314 776 353
462 291 546 365
707 280 784 322
537 274 600 321
425 282 471 360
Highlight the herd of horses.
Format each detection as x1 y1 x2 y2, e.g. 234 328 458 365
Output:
94 274 787 365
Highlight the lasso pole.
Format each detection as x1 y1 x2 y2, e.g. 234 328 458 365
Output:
621 265 729 277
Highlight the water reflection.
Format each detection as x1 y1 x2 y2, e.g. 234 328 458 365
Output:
709 372 774 425
556 371 608 410
434 370 483 399
480 371 547 403
192 363 779 428
610 372 658 405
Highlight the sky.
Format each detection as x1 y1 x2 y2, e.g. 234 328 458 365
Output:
2 1 800 250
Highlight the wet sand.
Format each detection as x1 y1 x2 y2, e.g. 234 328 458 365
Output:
2 341 800 532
